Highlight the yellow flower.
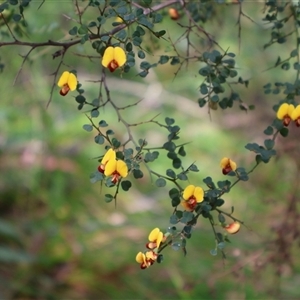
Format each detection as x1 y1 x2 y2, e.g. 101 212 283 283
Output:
277 103 295 126
146 228 166 250
102 46 126 72
224 221 241 234
135 251 157 269
181 185 204 211
105 158 128 183
220 157 237 175
98 148 116 173
291 104 300 127
57 71 77 96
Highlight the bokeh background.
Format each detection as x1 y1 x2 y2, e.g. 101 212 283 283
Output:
1 2 300 299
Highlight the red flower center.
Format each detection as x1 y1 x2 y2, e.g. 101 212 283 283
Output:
108 60 119 72
60 84 70 96
186 196 197 210
222 163 232 175
283 115 291 126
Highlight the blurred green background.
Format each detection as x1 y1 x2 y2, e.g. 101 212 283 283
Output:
1 2 300 299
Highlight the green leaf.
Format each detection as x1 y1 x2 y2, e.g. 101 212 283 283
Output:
172 158 182 169
133 169 143 179
94 135 105 145
264 139 275 150
83 124 93 132
116 29 127 40
178 146 186 157
166 169 176 179
169 188 180 199
69 26 78 36
188 164 199 172
171 197 181 207
121 180 132 191
138 50 145 59
217 242 226 250
181 211 194 223
155 178 166 187
105 194 114 203
165 117 175 125
200 84 208 94
99 120 108 127
111 138 121 148
91 109 99 118
218 213 226 223
126 42 133 51
170 214 179 224
78 25 88 35
264 126 274 135
177 172 187 181
90 171 104 183
163 141 176 152
12 14 22 22
203 177 215 189
280 127 289 137
290 49 298 57
159 55 169 64
155 30 166 38
170 56 180 65
9 0 18 5
75 95 85 104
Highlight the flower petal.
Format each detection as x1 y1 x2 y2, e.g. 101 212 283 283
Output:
194 187 204 202
277 103 294 119
101 148 116 165
225 221 241 234
156 231 163 248
148 228 160 242
291 104 300 120
229 159 237 171
102 47 114 67
57 71 70 87
136 252 145 264
67 73 77 91
116 160 128 178
104 158 117 176
114 47 126 67
183 185 195 200
220 157 229 168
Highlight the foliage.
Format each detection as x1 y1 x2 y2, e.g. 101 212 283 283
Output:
1 0 300 298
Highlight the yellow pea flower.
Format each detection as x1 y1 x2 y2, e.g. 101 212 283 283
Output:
146 228 166 250
277 103 295 126
98 148 116 173
291 104 300 127
102 46 126 72
104 158 128 183
220 157 237 175
57 71 77 96
135 251 157 269
181 185 204 211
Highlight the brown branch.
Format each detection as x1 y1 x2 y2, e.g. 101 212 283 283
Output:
0 0 179 49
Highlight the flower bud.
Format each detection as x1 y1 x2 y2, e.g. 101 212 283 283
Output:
169 8 180 20
224 221 241 234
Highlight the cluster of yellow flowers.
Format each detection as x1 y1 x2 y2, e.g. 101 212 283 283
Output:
57 46 126 96
136 228 167 269
97 148 128 184
135 157 239 269
277 103 300 127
